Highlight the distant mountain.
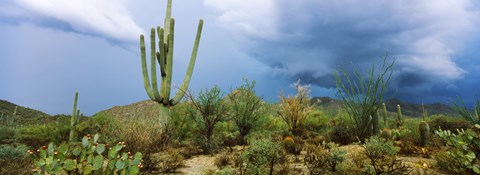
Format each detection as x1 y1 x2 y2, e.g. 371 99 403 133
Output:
312 97 457 117
0 99 55 125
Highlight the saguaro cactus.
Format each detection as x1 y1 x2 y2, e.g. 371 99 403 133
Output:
382 103 388 127
140 0 203 123
419 104 430 147
69 92 83 142
396 104 402 128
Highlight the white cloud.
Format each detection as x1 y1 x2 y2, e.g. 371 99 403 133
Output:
11 0 144 42
204 0 277 40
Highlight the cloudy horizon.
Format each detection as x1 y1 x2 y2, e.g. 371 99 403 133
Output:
1 0 480 115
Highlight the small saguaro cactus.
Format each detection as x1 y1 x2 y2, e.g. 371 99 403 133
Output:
419 104 430 147
69 92 83 142
140 0 203 123
396 104 403 128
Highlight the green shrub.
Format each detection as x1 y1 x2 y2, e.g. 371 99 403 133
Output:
0 126 15 144
239 138 284 175
428 114 471 131
0 144 32 175
226 78 265 144
168 103 196 144
29 134 143 175
186 85 229 154
214 167 236 175
363 137 412 175
434 150 466 174
328 115 357 145
150 148 185 173
17 121 70 146
434 126 480 174
304 142 348 174
215 121 240 148
80 112 123 144
304 109 330 137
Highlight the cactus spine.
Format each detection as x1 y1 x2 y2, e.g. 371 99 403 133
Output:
140 0 203 123
419 103 430 147
69 92 82 142
396 104 402 128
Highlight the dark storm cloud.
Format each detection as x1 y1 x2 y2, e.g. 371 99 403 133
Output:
206 0 480 104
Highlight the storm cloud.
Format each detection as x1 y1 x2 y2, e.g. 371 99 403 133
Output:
205 0 480 103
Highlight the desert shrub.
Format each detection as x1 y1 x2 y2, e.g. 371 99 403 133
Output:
434 150 465 174
214 167 236 175
335 56 395 141
149 148 185 173
328 112 357 145
215 152 232 169
363 137 412 175
434 126 480 174
0 144 32 175
278 80 313 137
16 121 70 146
83 112 168 173
215 121 240 148
428 114 471 131
186 86 229 154
81 112 123 144
304 142 348 174
452 96 480 125
121 118 169 154
282 136 303 155
239 137 284 175
168 102 196 144
29 134 143 175
0 125 15 144
261 113 289 136
226 78 265 144
304 109 330 137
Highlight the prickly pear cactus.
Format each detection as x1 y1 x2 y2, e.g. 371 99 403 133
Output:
29 134 143 175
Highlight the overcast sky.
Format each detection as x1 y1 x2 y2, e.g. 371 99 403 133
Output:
1 0 480 115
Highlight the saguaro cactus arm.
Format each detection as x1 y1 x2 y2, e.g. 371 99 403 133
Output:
172 19 203 105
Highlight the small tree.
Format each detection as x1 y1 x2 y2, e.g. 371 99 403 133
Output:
227 79 264 144
335 55 395 141
186 86 229 154
278 81 313 137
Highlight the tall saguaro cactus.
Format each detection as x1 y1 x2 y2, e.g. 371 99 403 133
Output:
69 92 83 142
140 0 203 123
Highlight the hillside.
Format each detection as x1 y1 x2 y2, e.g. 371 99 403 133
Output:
312 97 457 117
93 100 161 120
0 99 55 125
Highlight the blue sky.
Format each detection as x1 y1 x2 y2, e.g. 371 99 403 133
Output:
1 0 480 115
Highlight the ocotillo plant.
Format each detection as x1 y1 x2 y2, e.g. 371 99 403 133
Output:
140 0 203 123
396 104 402 128
382 103 388 128
69 92 83 142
